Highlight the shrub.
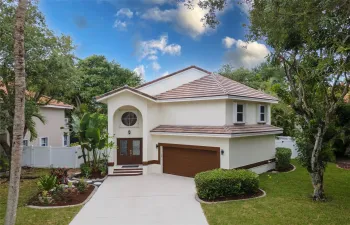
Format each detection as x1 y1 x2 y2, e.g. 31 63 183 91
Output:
276 147 292 171
80 163 92 178
37 175 57 191
76 178 88 193
194 169 259 200
50 168 69 184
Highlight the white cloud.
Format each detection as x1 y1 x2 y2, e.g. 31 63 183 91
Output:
133 65 145 78
113 20 127 30
137 34 181 60
223 38 270 69
148 55 158 61
222 36 236 49
237 1 252 15
161 71 169 76
116 8 133 18
151 61 161 71
141 0 211 39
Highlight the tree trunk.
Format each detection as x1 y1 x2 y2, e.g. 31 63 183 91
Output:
310 126 326 201
4 1 28 225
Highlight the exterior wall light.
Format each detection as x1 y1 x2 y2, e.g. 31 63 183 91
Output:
221 149 224 155
128 130 131 135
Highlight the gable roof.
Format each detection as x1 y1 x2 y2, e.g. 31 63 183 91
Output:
0 84 73 109
155 73 278 102
96 85 157 102
136 65 211 89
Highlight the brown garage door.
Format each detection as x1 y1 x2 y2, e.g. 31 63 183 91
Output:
162 143 220 177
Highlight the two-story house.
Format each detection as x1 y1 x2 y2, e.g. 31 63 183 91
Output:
96 66 283 177
0 86 73 154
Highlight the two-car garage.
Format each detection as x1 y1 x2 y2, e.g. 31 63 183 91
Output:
161 143 220 177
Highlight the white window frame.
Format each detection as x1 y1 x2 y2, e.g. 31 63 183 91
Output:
64 118 69 128
40 137 49 147
233 102 246 124
258 104 267 123
23 139 29 147
62 134 69 147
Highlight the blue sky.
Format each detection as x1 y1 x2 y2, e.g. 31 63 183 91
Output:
39 0 270 82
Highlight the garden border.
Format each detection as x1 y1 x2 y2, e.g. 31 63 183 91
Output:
270 164 296 174
70 172 108 183
26 185 98 209
195 188 266 204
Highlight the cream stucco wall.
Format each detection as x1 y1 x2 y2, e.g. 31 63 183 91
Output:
24 107 69 147
159 100 226 126
229 135 275 169
138 68 208 96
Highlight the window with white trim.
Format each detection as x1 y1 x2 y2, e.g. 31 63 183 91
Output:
40 137 48 147
234 103 245 123
63 134 69 147
23 139 28 146
259 105 266 123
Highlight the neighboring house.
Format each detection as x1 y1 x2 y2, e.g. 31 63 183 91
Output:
0 85 73 149
96 66 283 177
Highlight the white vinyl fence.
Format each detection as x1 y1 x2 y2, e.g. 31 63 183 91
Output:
275 136 298 159
22 146 84 168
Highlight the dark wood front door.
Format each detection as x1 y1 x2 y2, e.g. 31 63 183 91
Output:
117 138 142 165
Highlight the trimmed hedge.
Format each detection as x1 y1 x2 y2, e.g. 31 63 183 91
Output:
194 169 259 200
275 147 292 171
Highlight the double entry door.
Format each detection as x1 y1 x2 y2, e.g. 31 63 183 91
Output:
117 138 142 165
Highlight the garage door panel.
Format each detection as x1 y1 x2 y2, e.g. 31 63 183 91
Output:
163 145 220 177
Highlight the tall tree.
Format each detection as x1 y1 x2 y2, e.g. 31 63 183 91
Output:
67 55 142 113
186 0 350 200
0 0 77 155
5 0 27 224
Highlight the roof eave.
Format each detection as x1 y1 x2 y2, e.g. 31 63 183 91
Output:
150 130 283 138
96 87 157 103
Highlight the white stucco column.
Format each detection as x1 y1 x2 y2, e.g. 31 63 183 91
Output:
142 107 148 175
107 101 116 174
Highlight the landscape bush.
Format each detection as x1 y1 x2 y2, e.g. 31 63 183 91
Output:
275 147 292 171
50 167 69 184
80 163 92 178
194 169 259 200
37 175 57 191
76 179 88 193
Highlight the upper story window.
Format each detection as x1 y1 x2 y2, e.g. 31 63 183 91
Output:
23 139 28 146
121 112 137 126
234 103 245 123
40 137 49 147
258 105 266 123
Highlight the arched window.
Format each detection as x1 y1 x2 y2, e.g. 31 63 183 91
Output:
121 112 137 126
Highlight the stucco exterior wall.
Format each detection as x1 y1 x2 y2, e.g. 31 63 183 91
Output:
24 107 68 147
159 100 226 126
229 135 275 169
113 106 143 138
138 68 208 96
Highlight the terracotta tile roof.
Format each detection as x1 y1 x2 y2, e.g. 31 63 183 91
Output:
155 74 278 101
0 83 73 109
96 85 157 101
151 124 283 135
136 65 211 89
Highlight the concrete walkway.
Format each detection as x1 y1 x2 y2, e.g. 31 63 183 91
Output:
70 174 208 225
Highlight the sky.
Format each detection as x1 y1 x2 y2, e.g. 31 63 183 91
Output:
39 0 270 82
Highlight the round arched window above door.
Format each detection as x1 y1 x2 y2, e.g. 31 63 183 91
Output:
121 112 137 126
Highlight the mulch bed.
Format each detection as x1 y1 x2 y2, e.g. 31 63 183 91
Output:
28 185 94 207
268 164 294 173
199 189 265 202
74 172 105 179
336 158 350 170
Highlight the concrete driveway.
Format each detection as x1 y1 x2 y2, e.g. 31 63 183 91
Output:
70 174 208 225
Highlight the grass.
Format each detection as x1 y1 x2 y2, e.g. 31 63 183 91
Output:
202 160 350 225
0 168 81 225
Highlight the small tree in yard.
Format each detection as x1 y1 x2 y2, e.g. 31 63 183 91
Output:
183 0 350 200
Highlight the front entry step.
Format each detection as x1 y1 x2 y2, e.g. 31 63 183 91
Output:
110 165 143 176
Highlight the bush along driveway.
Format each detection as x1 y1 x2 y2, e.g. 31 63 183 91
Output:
202 160 350 225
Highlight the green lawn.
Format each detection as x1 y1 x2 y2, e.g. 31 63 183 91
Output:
202 160 350 225
0 168 81 225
